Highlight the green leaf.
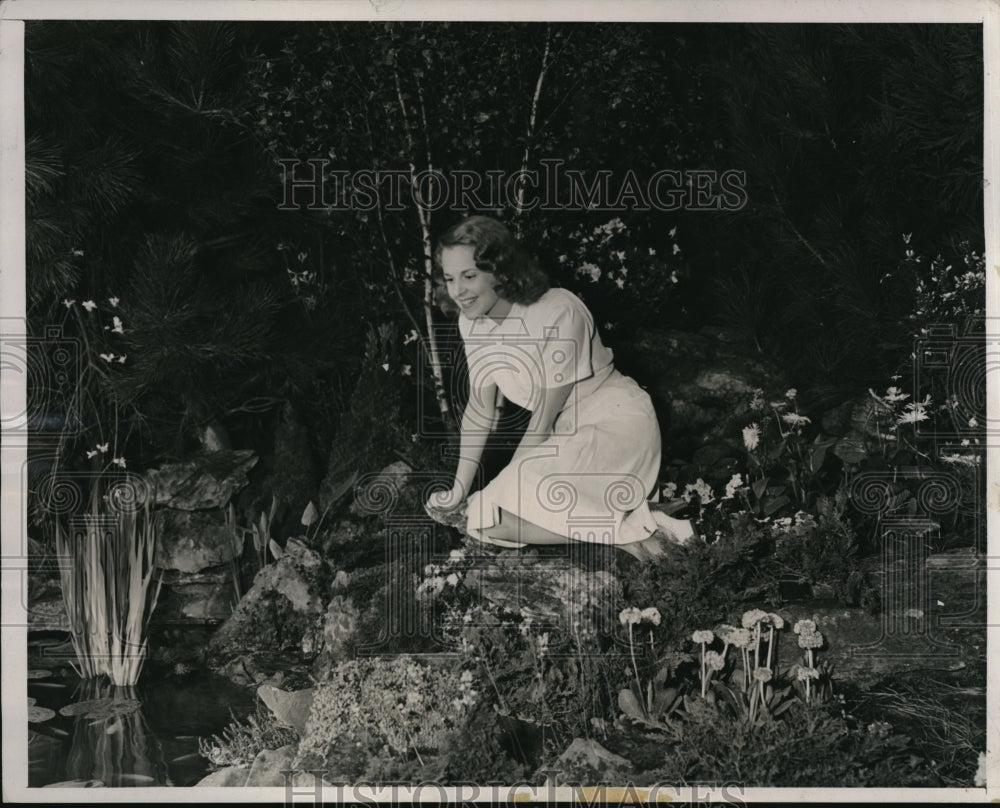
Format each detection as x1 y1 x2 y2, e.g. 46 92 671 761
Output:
617 688 645 720
268 538 284 560
300 501 318 526
766 484 788 497
752 478 769 500
762 495 791 516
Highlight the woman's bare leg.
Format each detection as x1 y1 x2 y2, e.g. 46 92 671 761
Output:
482 508 571 545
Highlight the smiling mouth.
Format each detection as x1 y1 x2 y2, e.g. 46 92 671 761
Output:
458 297 478 307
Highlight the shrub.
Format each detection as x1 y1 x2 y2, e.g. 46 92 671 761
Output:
198 702 299 769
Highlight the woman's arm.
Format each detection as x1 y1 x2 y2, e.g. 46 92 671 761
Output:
428 379 500 510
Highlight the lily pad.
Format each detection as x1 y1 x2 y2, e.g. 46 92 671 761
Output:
59 698 141 720
28 697 36 707
28 705 56 722
42 779 105 787
27 669 53 679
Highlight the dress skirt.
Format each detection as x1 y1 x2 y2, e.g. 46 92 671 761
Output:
465 368 662 546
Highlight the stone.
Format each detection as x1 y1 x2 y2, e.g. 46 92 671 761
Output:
28 578 69 631
154 509 241 574
465 550 620 629
194 766 249 787
244 744 297 787
153 581 235 623
207 538 327 663
350 461 416 518
257 686 315 735
553 738 632 783
145 450 257 510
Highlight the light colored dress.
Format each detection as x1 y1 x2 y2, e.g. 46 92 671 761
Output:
458 287 661 546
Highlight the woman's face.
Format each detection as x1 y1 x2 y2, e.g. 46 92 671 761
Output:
440 244 503 319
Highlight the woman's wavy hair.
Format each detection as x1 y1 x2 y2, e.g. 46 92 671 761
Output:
431 216 549 315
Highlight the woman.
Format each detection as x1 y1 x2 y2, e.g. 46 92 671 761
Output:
425 216 692 561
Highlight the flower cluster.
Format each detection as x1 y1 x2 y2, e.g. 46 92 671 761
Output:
416 548 468 600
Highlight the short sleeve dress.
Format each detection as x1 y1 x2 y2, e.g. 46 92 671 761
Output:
458 287 661 546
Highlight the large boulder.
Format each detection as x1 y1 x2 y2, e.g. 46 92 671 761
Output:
145 450 257 511
154 509 241 574
615 326 789 458
207 538 328 663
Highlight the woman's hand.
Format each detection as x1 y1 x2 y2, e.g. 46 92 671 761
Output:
426 483 465 512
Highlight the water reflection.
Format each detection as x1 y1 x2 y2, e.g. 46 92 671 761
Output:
29 672 256 787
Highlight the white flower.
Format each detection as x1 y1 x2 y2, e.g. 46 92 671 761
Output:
62 299 75 308
82 300 97 312
796 665 820 681
661 481 678 499
99 353 115 363
445 573 459 587
111 457 126 468
785 388 797 400
576 262 601 282
672 243 681 255
897 399 930 424
682 478 715 505
614 278 625 289
704 650 725 671
619 607 642 627
403 329 419 345
108 296 119 307
96 443 109 454
668 226 677 239
729 628 752 648
767 613 785 630
449 549 466 563
640 607 661 626
882 386 910 403
753 667 773 682
750 389 765 412
401 365 412 376
723 473 744 500
742 423 761 451
969 417 979 428
117 355 127 364
86 449 98 459
111 316 124 334
691 629 714 644
781 412 811 427
793 618 817 635
741 608 768 629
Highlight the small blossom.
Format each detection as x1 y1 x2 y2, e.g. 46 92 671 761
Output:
401 364 412 376
96 443 109 454
741 609 768 629
403 329 419 345
729 628 752 648
797 630 824 650
749 389 765 412
619 607 642 627
111 316 124 334
576 262 601 282
742 423 761 451
62 299 75 308
449 549 465 563
785 388 797 400
781 412 811 427
661 481 678 499
99 353 115 363
86 449 98 459
753 667 773 683
117 355 126 364
672 243 681 255
111 457 126 468
108 296 119 307
766 613 785 630
682 478 715 505
445 573 459 587
796 665 820 681
82 300 97 312
793 619 817 635
614 278 625 289
881 386 910 403
704 650 725 671
969 417 979 428
691 629 714 645
723 473 744 500
640 607 661 626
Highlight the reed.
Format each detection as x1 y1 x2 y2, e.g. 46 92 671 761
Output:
55 480 162 686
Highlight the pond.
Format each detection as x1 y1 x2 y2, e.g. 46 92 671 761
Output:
28 668 256 788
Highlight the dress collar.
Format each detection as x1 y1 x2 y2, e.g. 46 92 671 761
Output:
464 301 529 337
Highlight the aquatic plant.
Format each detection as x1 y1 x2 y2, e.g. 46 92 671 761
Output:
54 481 162 686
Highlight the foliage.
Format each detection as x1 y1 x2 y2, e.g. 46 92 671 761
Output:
52 483 161 685
293 657 477 779
198 701 299 770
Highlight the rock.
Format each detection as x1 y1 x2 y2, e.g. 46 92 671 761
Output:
258 686 315 735
350 461 416 518
28 578 69 631
145 450 257 510
155 509 241 574
153 581 235 623
207 538 327 663
553 738 632 783
194 766 249 787
465 550 620 629
244 744 297 787
615 327 788 457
